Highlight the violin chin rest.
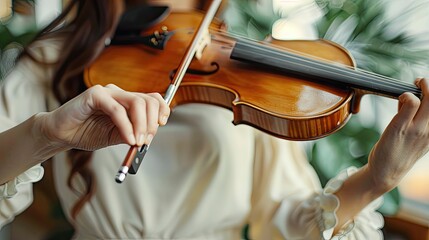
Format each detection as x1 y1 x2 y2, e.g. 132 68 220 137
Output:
114 5 170 36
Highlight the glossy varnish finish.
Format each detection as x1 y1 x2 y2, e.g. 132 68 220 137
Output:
85 12 356 140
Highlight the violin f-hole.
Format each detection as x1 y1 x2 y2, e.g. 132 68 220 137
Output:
169 62 220 80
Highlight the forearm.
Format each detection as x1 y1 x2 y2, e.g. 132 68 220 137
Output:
0 113 68 185
333 165 385 232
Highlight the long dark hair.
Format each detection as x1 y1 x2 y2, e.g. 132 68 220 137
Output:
24 0 124 220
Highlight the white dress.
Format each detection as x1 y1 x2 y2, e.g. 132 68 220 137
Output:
0 1 384 239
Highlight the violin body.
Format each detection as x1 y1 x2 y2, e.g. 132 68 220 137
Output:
85 11 359 140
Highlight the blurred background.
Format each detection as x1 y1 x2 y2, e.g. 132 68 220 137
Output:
1 0 429 239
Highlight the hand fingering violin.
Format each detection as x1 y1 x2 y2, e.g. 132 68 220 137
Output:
84 6 421 181
85 10 420 139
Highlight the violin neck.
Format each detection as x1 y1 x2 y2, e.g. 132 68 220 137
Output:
230 40 422 99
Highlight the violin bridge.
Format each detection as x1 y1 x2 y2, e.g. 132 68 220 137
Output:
195 29 211 60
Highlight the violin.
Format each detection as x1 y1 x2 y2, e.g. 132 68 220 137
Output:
84 4 421 181
85 10 420 139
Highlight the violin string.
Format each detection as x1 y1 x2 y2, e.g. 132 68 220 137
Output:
260 43 420 94
233 36 420 94
232 38 419 96
273 45 417 92
206 25 420 94
236 36 414 89
209 27 419 92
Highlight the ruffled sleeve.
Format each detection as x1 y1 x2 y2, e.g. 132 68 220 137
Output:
273 167 384 240
319 167 384 240
0 165 44 227
0 37 60 228
0 165 44 200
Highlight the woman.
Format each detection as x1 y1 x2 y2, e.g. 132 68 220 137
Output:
1 0 428 239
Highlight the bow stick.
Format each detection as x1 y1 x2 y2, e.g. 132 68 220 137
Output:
115 0 223 183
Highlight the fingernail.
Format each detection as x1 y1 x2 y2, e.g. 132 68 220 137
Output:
160 115 169 125
146 134 154 145
138 134 145 146
128 133 136 145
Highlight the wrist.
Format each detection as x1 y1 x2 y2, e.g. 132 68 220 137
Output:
338 165 387 204
363 164 394 196
32 112 70 161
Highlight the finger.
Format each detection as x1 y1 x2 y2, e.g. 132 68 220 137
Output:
398 96 404 112
106 85 170 145
141 95 161 145
393 92 420 126
105 83 122 91
413 78 429 125
89 86 136 145
146 92 170 125
107 85 170 126
128 96 148 146
106 87 149 146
